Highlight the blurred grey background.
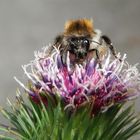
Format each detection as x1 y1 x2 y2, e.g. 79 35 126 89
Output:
0 0 140 139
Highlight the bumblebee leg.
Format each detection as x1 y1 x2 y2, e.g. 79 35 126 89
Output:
95 49 102 69
109 44 122 62
101 35 122 62
54 34 64 45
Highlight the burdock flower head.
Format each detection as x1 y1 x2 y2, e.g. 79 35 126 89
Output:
15 46 140 114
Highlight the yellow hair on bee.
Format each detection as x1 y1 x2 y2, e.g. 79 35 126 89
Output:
64 19 95 36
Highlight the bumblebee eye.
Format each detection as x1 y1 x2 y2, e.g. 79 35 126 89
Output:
82 39 90 49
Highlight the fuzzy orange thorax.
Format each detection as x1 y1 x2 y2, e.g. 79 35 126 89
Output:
64 19 95 36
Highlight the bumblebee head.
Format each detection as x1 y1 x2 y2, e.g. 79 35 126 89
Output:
67 37 90 62
63 19 95 64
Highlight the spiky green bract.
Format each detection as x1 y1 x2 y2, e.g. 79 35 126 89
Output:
0 92 140 140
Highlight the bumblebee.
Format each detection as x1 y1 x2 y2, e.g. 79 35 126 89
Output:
50 19 119 68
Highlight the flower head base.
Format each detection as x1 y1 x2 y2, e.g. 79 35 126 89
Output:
15 46 140 114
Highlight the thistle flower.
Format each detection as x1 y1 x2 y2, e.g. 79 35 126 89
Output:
1 45 140 140
15 46 140 114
